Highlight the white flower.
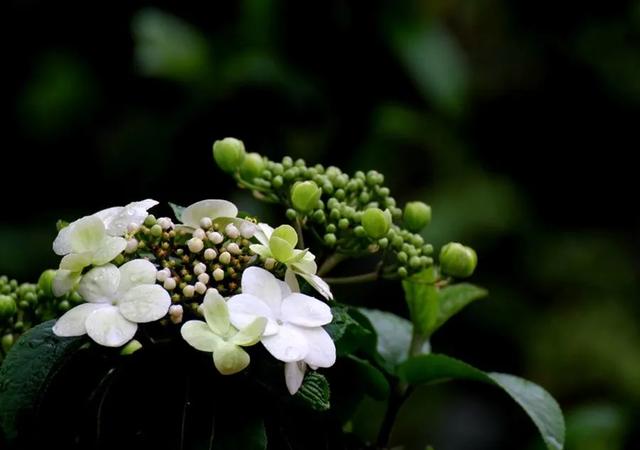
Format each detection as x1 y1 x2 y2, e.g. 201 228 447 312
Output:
181 289 267 375
175 199 239 231
53 259 171 347
251 223 333 300
227 267 336 394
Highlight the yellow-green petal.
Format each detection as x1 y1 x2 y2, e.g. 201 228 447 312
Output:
230 317 267 347
213 342 250 375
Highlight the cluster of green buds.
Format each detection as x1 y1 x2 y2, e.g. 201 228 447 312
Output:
212 137 476 279
0 272 81 361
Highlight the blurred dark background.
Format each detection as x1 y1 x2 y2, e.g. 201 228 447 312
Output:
3 1 639 449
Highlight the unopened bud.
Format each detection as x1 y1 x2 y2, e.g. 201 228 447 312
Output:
207 231 223 244
361 208 391 239
157 217 173 230
183 285 195 298
239 152 265 181
264 258 276 270
439 242 477 278
0 295 17 320
188 237 204 253
213 137 246 172
403 201 432 232
213 268 225 281
163 278 177 290
225 223 240 239
227 243 241 255
197 273 210 284
204 248 217 260
195 282 207 294
156 268 171 282
291 181 322 213
125 238 139 254
193 228 206 240
37 269 57 298
120 339 143 355
194 263 207 275
239 222 256 239
199 217 213 229
219 251 231 265
169 305 184 324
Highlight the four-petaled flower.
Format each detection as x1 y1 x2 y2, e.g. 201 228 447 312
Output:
53 259 171 347
181 289 267 375
251 224 333 300
227 267 336 394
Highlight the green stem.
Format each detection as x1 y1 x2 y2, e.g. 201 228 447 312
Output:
323 271 379 284
317 253 347 276
294 217 305 249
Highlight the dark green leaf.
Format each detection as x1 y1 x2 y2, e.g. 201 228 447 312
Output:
0 320 86 443
168 202 186 221
326 304 374 356
358 308 412 372
402 267 439 335
295 372 330 412
213 414 266 450
434 283 488 331
345 355 389 400
398 354 565 450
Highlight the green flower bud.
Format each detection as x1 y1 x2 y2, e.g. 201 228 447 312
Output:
151 224 163 237
324 233 337 246
354 225 366 238
2 334 14 353
272 175 284 188
37 269 57 298
361 208 391 239
403 201 432 232
0 295 17 320
338 218 350 230
397 251 408 263
326 224 337 233
439 242 477 278
397 267 408 278
239 152 265 181
286 209 297 220
334 189 346 200
58 300 71 312
378 237 389 248
329 208 341 221
283 168 298 180
213 137 246 172
269 225 298 262
282 156 293 168
312 210 326 223
144 214 156 227
291 181 322 213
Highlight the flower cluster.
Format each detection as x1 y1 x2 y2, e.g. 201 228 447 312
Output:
47 197 336 394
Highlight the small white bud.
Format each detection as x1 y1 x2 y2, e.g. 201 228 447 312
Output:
240 222 256 239
219 251 231 265
264 258 276 270
188 237 204 253
163 278 177 290
127 223 139 234
207 231 224 244
213 268 225 281
199 217 213 229
169 305 184 324
156 268 171 282
206 287 219 296
225 223 240 239
193 228 206 240
183 285 195 298
193 262 207 275
157 217 173 230
125 238 138 254
195 281 207 294
197 273 210 284
227 243 241 255
204 248 217 260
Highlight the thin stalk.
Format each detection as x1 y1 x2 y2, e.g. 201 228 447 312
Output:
294 217 305 249
323 272 379 284
317 253 347 276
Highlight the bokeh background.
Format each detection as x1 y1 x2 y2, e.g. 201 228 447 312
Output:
3 1 639 449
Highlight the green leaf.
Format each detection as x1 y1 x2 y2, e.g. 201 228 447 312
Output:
402 267 439 335
345 355 390 400
398 354 565 450
0 320 86 443
358 308 412 372
168 202 186 222
325 304 375 356
295 372 330 412
434 283 488 331
213 414 266 450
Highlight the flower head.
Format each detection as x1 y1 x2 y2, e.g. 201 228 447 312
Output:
53 259 171 347
227 267 336 394
181 289 266 375
251 224 333 300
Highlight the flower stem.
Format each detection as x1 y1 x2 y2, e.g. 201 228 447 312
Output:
323 271 379 284
294 217 305 249
317 253 347 276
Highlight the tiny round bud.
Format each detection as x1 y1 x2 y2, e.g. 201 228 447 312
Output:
397 267 408 278
378 237 389 248
240 222 256 239
194 262 207 275
239 152 265 181
0 295 17 320
219 251 232 265
324 233 337 246
125 238 139 254
169 305 184 324
199 217 213 229
150 224 163 237
193 228 206 240
264 258 276 270
439 242 478 278
127 223 140 234
204 248 217 260
2 334 14 353
183 285 195 298
397 251 408 263
227 242 241 255
195 282 207 294
37 269 57 298
224 223 240 239
188 238 204 253
338 218 350 230
213 268 225 282
58 300 71 312
156 268 171 282
354 226 366 238
291 181 322 213
157 217 173 230
198 273 210 284
361 208 391 239
403 201 432 232
312 210 326 223
207 231 223 244
213 137 246 172
144 214 156 227
285 209 297 220
326 224 337 233
163 278 177 290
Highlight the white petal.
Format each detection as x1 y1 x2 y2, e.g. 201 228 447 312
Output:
300 273 334 300
181 320 221 352
249 244 272 258
181 199 238 228
59 253 92 271
69 215 107 253
284 268 300 293
94 207 124 232
130 199 159 211
285 361 307 395
291 253 318 275
91 236 127 266
118 284 171 323
52 223 75 255
53 303 110 337
253 223 274 246
116 259 157 296
202 289 230 335
213 342 250 375
104 199 158 236
78 264 120 303
53 270 81 297
281 293 332 327
261 323 308 362
229 317 267 346
85 305 137 347
297 326 336 368
240 266 283 314
227 293 278 335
